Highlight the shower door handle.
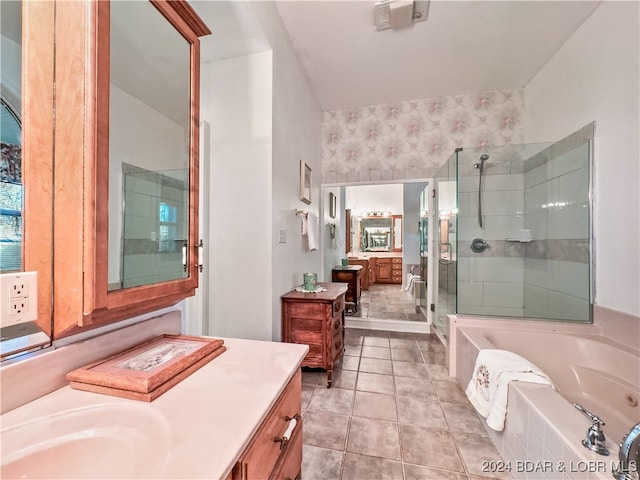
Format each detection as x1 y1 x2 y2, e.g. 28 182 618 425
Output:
439 243 453 265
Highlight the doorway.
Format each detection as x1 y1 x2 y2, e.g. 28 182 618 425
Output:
321 180 434 333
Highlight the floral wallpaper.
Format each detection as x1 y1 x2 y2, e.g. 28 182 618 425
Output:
321 88 525 183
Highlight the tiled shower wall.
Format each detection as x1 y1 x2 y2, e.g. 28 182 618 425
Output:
456 125 591 321
522 130 591 321
457 148 528 317
122 167 187 289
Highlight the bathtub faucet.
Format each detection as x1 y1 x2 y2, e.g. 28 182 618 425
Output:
613 422 640 480
573 403 610 456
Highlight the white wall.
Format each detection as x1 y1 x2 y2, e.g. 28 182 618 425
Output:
200 52 274 340
248 2 324 341
322 186 345 281
524 2 640 317
345 184 404 214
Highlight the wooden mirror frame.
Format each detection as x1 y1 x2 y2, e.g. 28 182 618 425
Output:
52 0 210 338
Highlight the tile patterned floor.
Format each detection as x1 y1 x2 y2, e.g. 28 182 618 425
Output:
348 284 424 322
301 328 511 480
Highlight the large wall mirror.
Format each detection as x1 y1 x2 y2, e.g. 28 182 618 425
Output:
108 1 191 291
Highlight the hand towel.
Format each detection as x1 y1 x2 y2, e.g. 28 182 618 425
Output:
465 349 554 431
298 211 308 235
306 212 318 251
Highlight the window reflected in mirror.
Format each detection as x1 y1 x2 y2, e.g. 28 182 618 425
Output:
1 0 23 273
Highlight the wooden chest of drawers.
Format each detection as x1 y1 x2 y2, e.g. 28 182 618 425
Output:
332 265 362 311
281 283 347 387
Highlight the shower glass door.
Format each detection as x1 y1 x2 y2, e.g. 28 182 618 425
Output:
434 151 458 341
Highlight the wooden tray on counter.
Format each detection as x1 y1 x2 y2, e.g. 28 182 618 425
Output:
66 334 226 402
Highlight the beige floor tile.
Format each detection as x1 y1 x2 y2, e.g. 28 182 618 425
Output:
441 402 487 435
341 453 404 480
404 464 469 480
346 417 402 461
394 376 437 401
341 355 360 371
423 350 448 365
454 431 511 479
434 380 470 404
356 372 395 394
303 410 350 450
344 344 362 357
308 386 355 415
391 348 424 363
362 345 392 359
331 369 358 389
397 396 448 429
363 336 390 347
426 363 451 380
302 369 324 386
302 445 344 480
352 391 397 422
400 424 465 472
359 357 393 375
300 326 511 480
393 361 430 379
390 338 419 349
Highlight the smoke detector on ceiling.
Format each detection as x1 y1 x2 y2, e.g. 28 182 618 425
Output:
374 0 430 31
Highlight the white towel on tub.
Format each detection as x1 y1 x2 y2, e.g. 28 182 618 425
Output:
465 349 555 431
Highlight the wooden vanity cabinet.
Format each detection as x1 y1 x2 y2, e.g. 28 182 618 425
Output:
232 370 303 480
375 258 402 284
50 1 210 338
281 283 347 387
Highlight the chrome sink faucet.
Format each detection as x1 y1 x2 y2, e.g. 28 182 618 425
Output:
573 404 610 456
614 422 640 480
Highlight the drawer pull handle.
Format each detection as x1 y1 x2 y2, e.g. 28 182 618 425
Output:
274 413 300 450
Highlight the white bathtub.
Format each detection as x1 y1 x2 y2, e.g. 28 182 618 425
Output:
450 316 640 480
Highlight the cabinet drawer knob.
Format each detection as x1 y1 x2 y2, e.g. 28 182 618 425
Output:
274 413 300 450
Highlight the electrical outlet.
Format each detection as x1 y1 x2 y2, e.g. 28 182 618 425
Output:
10 299 28 315
1 272 38 328
8 278 29 299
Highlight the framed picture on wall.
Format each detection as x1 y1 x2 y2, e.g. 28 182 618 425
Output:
299 160 312 204
329 192 337 218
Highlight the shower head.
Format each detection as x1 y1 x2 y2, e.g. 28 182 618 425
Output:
474 154 489 169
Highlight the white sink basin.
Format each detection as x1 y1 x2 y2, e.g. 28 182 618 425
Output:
1 403 170 479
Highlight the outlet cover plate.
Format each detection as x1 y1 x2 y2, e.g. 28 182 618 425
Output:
1 272 38 328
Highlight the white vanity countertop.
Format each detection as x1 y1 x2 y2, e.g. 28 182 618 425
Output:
1 337 309 479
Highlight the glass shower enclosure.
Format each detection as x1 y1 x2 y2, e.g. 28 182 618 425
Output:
433 124 594 341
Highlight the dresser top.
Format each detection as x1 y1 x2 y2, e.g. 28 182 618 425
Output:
333 265 363 272
281 282 347 301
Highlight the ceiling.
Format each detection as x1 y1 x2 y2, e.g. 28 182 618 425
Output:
191 1 601 111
